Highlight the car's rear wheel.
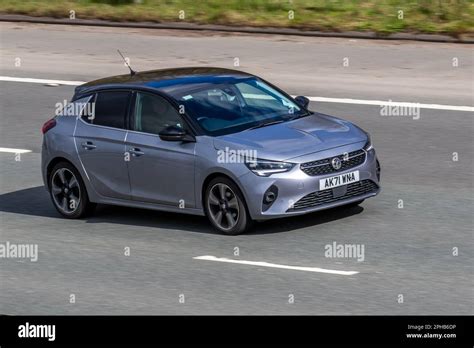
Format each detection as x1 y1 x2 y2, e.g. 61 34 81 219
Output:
204 177 252 235
49 162 95 218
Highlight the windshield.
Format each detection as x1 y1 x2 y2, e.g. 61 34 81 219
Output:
169 77 308 136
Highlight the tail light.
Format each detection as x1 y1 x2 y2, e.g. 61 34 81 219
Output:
42 118 56 134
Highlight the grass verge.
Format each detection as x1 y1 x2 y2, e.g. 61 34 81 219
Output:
0 0 473 36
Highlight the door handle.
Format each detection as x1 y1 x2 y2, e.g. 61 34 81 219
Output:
129 147 144 157
81 141 96 150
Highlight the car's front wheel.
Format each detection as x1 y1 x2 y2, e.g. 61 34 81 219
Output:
204 177 252 235
49 161 95 218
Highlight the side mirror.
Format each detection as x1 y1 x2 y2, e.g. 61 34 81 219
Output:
158 125 195 142
294 96 310 109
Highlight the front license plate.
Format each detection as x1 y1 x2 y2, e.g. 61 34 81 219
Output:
319 170 359 190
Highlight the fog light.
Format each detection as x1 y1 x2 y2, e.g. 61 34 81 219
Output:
262 185 278 212
264 191 276 203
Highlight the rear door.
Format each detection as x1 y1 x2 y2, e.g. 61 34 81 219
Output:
125 91 196 207
74 90 132 200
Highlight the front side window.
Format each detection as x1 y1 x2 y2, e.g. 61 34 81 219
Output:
133 92 183 135
169 78 307 136
84 91 130 129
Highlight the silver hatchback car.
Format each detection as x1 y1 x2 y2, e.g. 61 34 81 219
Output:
42 67 381 235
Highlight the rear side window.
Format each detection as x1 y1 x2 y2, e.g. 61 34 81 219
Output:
58 96 92 117
83 91 130 129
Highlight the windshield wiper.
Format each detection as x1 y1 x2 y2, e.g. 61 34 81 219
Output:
287 111 313 121
246 119 286 131
245 112 313 131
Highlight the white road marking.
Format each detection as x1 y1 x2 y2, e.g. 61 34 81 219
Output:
1 75 472 112
0 147 32 154
193 255 359 276
303 96 474 112
0 76 85 86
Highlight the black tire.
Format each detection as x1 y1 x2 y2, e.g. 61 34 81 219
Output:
204 176 253 235
49 161 95 218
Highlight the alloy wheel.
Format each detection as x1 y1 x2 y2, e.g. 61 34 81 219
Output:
207 183 240 231
51 168 81 214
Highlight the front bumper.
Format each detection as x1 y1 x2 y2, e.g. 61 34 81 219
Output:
239 146 381 220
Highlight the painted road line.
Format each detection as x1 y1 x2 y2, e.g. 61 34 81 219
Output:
0 147 32 154
1 76 473 112
303 96 474 112
0 76 85 86
193 255 359 276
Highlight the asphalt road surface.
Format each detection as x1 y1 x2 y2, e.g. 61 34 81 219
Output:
0 22 472 315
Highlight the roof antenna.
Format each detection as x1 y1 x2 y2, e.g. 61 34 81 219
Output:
117 49 136 76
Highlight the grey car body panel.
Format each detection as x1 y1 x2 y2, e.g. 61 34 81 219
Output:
42 67 380 224
125 130 196 207
238 147 380 220
213 112 366 162
74 119 131 200
193 135 250 212
41 116 78 188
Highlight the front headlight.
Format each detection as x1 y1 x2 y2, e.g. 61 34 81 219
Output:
363 135 373 152
245 159 295 177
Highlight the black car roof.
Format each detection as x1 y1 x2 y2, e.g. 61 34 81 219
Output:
74 67 255 97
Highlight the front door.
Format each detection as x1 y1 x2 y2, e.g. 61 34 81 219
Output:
125 91 196 208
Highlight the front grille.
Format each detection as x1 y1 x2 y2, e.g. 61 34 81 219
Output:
300 149 366 176
288 179 378 211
